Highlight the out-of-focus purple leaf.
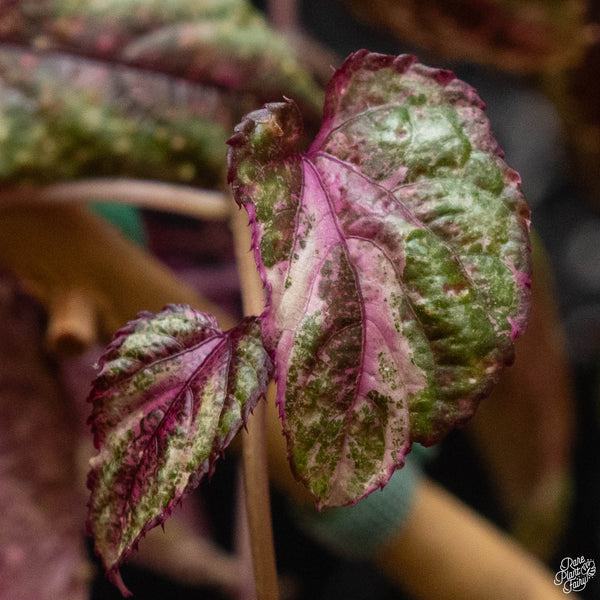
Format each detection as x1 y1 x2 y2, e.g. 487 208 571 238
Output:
0 0 256 55
343 0 587 73
5 0 322 108
122 19 324 109
0 272 89 600
541 8 600 206
86 305 272 595
0 0 323 188
228 51 531 507
0 47 232 186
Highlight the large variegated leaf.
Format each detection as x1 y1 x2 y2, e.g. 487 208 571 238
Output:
86 305 272 595
228 51 531 507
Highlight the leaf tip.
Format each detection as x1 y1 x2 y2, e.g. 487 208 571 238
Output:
109 568 133 598
433 68 456 85
226 99 303 192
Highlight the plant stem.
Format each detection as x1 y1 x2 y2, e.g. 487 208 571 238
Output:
45 287 98 356
234 467 257 600
267 0 298 31
0 179 230 221
231 206 280 600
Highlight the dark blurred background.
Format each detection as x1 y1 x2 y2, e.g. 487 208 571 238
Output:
84 1 600 598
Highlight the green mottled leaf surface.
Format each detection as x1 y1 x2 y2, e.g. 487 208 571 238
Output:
228 51 531 507
0 48 230 186
0 0 321 107
86 306 272 595
0 0 322 187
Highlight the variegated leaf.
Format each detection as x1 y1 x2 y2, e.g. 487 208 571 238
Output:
228 51 531 507
86 305 272 595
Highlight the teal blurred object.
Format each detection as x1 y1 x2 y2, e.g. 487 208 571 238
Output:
291 444 436 559
90 202 147 247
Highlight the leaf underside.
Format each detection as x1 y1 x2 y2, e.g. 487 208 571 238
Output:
228 50 531 507
86 306 272 595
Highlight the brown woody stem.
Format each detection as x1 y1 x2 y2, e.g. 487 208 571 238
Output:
0 179 231 221
267 0 298 31
230 206 279 600
45 287 98 356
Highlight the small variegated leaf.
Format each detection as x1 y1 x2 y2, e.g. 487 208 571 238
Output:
86 305 272 595
227 51 531 507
